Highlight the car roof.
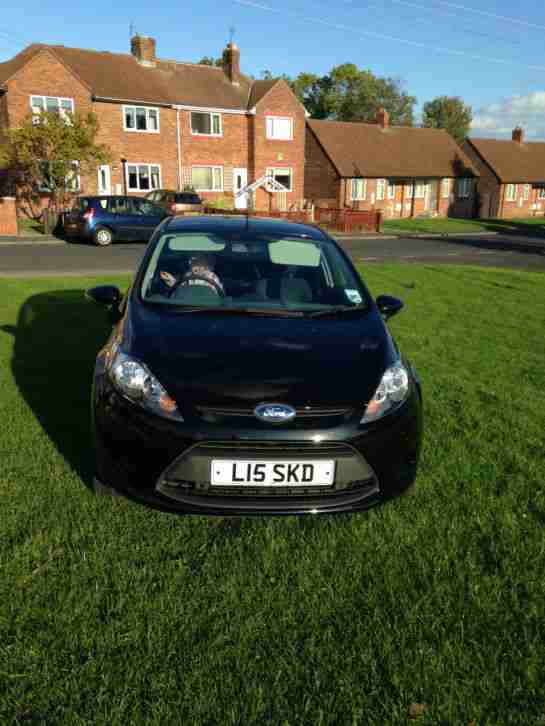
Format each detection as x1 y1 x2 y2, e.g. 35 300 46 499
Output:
160 215 328 241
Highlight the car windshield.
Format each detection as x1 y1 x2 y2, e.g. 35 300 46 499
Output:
175 193 201 204
140 231 369 314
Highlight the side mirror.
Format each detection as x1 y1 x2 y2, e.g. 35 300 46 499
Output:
376 294 404 320
86 285 122 307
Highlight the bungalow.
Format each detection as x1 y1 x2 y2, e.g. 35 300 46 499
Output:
463 128 545 218
305 109 479 219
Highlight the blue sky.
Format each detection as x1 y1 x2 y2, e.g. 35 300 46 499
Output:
2 0 545 138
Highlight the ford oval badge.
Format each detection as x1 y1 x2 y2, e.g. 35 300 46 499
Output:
254 403 296 424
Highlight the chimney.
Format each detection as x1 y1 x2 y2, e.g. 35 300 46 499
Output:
131 34 156 67
376 107 389 130
512 126 524 143
223 42 240 84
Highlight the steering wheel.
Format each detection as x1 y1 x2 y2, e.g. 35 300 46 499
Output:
167 273 225 298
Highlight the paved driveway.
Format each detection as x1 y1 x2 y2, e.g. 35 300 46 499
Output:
0 234 543 276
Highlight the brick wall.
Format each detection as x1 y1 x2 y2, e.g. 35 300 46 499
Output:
0 197 18 235
498 184 545 218
304 125 340 204
252 81 306 211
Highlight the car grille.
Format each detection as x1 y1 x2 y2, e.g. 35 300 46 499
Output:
156 441 377 499
193 404 355 428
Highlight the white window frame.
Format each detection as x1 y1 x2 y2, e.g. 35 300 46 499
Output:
457 178 473 199
190 111 222 137
441 178 450 198
414 181 427 199
191 165 224 192
376 179 386 201
351 178 366 201
30 95 74 123
123 105 160 134
505 183 516 202
126 163 162 192
538 188 545 200
266 167 293 192
265 116 294 141
387 180 395 199
523 184 530 201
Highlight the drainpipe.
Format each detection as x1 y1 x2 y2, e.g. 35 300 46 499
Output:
499 182 506 218
176 108 182 191
121 158 127 195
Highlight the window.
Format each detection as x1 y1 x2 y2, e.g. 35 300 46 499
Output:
266 116 293 140
387 181 395 199
266 167 293 192
376 179 386 201
441 178 450 198
523 184 530 201
191 112 222 136
30 96 73 122
124 106 160 133
538 188 545 200
126 163 161 191
351 179 366 200
505 183 516 202
37 160 80 192
414 182 427 198
191 166 223 191
457 178 473 199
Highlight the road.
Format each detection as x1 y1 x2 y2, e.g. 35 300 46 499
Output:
0 234 543 276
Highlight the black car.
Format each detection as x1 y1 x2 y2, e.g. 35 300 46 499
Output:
87 215 423 516
64 196 168 246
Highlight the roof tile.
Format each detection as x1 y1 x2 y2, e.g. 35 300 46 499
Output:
308 119 478 178
467 137 545 183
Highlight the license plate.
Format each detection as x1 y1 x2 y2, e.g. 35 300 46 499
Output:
211 460 335 486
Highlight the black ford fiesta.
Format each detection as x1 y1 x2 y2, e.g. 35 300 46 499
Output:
87 215 423 516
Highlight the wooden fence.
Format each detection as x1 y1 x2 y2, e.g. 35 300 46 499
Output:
203 207 382 233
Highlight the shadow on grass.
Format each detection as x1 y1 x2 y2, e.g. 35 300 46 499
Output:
3 289 112 487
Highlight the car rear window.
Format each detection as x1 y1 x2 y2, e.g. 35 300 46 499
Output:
175 194 201 204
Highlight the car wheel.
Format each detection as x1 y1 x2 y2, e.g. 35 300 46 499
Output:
93 227 114 246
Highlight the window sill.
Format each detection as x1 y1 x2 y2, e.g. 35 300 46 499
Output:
191 133 223 138
266 137 294 141
124 128 160 134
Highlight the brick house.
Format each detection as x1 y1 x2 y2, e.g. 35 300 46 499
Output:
0 35 306 212
463 128 545 218
305 109 478 218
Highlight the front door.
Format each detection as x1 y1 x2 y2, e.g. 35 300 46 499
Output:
97 165 111 195
427 179 438 212
234 168 248 209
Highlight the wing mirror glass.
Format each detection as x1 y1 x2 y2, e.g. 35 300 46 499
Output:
376 294 404 320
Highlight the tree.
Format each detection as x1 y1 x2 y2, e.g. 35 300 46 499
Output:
422 96 472 143
198 56 223 67
0 110 111 222
289 64 416 125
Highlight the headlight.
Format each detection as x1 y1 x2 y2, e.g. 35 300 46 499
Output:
361 362 410 423
109 350 183 421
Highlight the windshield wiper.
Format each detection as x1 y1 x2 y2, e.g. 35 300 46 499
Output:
167 306 305 317
307 305 369 318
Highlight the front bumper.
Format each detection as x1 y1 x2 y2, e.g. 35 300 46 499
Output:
93 375 422 516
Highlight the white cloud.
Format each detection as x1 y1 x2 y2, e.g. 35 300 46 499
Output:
471 91 545 139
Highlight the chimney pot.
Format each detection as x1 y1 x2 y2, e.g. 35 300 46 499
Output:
512 126 524 143
223 42 240 84
376 106 389 130
131 35 156 66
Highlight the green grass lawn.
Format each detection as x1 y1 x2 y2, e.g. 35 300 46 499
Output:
382 216 545 236
1 266 545 725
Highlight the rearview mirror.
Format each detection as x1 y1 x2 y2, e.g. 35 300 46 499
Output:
376 295 404 320
86 285 122 307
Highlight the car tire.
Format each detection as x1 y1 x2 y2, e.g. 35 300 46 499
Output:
93 227 114 246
